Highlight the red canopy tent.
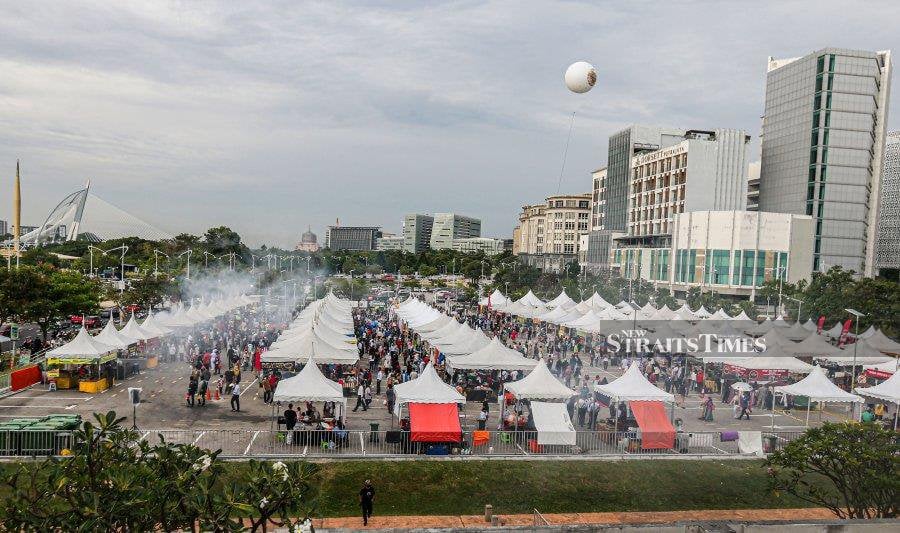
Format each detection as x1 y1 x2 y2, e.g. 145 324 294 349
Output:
408 403 461 443
629 401 675 450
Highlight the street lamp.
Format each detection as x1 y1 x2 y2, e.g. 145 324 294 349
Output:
202 251 215 268
177 249 193 279
784 296 803 322
87 245 106 277
104 245 129 295
845 308 865 392
153 250 169 278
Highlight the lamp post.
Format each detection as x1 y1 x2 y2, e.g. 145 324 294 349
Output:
153 250 169 278
87 245 106 278
103 245 129 295
845 308 865 392
784 296 803 322
202 251 215 269
177 249 193 279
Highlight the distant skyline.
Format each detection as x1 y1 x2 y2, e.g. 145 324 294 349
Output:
1 1 898 248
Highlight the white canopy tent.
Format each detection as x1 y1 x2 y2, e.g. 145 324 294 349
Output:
432 327 491 356
855 371 900 405
93 320 136 349
774 366 863 426
595 362 675 402
865 329 900 354
531 401 576 446
545 290 576 309
478 289 509 308
503 359 575 401
140 313 172 337
264 329 359 365
47 327 117 359
120 314 156 342
272 356 347 418
392 363 465 417
445 337 538 372
516 290 545 307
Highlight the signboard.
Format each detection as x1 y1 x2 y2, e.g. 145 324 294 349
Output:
723 364 789 380
9 324 18 341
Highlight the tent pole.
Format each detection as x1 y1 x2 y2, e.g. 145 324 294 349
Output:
805 399 810 427
770 387 775 433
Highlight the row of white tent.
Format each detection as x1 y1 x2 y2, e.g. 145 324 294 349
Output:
262 293 360 366
396 298 538 372
47 295 256 360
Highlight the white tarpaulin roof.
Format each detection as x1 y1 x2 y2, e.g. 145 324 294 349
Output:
446 337 537 372
433 327 491 356
478 289 509 307
783 331 845 357
814 339 892 365
802 319 818 332
264 329 359 365
866 329 900 354
782 321 812 342
93 320 135 349
545 290 575 309
140 313 172 336
595 362 674 402
855 370 900 404
516 290 545 307
727 356 813 373
393 363 464 413
774 366 862 402
863 359 899 374
120 315 156 341
273 356 346 403
48 327 116 358
531 401 576 446
504 359 575 401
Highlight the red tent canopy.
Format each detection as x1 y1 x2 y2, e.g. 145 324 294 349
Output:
408 403 461 443
629 400 675 450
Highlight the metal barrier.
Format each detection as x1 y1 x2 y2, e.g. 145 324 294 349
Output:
0 429 807 458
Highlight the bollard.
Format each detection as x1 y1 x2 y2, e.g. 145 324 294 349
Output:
484 504 493 522
491 516 499 526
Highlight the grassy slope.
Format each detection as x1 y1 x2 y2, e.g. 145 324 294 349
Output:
237 459 808 517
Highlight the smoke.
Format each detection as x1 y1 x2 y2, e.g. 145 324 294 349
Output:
179 268 257 304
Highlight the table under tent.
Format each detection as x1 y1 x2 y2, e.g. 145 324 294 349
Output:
855 370 900 429
391 363 465 455
444 337 537 402
271 355 349 448
499 359 577 452
93 319 143 379
46 328 118 393
594 362 678 453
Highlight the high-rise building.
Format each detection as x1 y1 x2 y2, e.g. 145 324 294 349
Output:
0 219 7 236
874 132 900 274
585 125 685 272
759 48 892 276
515 193 591 273
325 226 381 251
429 213 481 250
402 214 434 253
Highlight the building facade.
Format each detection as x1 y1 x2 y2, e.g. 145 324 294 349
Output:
0 219 7 237
429 213 481 250
874 131 900 273
515 193 591 273
759 48 893 276
451 237 505 255
325 226 381 251
376 235 405 251
295 227 319 252
402 214 434 254
612 210 814 296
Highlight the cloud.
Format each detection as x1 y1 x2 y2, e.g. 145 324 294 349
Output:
0 0 898 247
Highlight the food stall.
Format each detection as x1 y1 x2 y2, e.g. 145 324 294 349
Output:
855 369 900 429
594 362 676 452
272 355 348 445
774 366 863 426
46 328 118 392
501 358 576 431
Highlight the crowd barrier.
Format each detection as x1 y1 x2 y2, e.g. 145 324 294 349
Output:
0 428 806 458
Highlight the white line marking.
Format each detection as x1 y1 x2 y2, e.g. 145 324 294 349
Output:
244 430 260 455
140 431 150 441
240 378 257 396
192 431 206 445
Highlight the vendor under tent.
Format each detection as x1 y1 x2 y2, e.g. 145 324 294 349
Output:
774 366 863 426
595 362 676 403
445 337 538 372
392 363 465 419
272 355 347 425
407 403 462 444
855 371 900 429
530 401 576 446
140 312 172 337
46 328 118 393
863 359 899 380
815 339 893 366
595 362 676 450
432 327 491 356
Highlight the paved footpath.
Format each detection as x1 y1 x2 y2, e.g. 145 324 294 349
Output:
311 507 835 530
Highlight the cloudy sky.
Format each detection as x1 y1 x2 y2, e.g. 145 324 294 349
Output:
1 1 898 247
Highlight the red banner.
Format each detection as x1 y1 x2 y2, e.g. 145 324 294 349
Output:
817 315 826 334
723 364 789 380
838 319 853 347
11 365 41 391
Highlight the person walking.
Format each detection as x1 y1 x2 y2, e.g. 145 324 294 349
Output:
477 408 488 430
187 376 197 407
364 383 373 409
737 392 751 420
359 479 375 526
230 381 241 412
353 383 367 412
376 369 384 395
385 383 395 415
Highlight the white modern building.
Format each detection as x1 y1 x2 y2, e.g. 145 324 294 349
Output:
429 213 481 250
874 132 900 274
375 235 405 251
612 210 814 297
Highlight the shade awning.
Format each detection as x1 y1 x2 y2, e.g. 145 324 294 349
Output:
408 403 461 443
774 366 863 403
531 401 576 445
594 362 674 402
504 359 575 401
273 357 346 404
630 400 675 450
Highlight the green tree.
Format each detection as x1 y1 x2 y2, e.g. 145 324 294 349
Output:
766 422 898 519
122 276 177 310
19 267 101 340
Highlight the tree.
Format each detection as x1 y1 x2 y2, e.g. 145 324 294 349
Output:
0 267 41 328
1 411 317 532
18 267 101 340
122 276 177 309
418 265 438 278
766 422 898 519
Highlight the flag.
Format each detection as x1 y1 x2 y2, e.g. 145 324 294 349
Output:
816 315 826 334
838 318 853 347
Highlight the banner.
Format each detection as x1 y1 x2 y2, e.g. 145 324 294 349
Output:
817 315 826 334
838 318 853 347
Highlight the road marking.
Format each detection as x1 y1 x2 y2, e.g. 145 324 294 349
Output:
192 431 206 445
244 430 260 455
240 378 258 396
140 431 150 441
0 405 70 409
64 404 78 410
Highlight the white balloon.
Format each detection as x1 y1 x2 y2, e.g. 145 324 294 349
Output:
565 61 597 94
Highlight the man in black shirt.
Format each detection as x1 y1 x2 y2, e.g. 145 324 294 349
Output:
359 479 375 525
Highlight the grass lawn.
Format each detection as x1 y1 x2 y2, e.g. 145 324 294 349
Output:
221 459 809 517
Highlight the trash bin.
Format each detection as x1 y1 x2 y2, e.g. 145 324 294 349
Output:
369 423 380 443
764 434 778 453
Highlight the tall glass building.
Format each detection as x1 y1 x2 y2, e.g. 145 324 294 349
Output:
874 132 900 274
759 48 892 277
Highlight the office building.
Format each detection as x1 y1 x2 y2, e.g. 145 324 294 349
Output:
376 235 405 251
585 125 685 272
451 237 505 255
0 219 7 236
429 213 481 250
325 225 381 251
874 132 900 273
746 162 761 211
515 193 591 273
402 214 434 253
759 48 893 276
611 210 814 296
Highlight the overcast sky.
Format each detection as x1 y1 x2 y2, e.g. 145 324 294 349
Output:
1 1 898 248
